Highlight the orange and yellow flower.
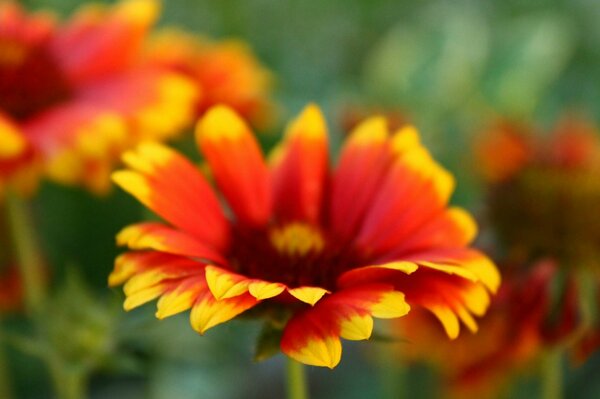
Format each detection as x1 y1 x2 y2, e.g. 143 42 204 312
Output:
473 121 533 183
0 0 197 194
145 29 274 129
110 104 499 368
397 260 579 398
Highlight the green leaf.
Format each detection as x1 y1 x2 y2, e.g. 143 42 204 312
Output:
254 323 283 362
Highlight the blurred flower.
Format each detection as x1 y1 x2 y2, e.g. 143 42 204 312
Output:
145 29 275 129
482 117 600 268
110 104 499 368
0 0 197 194
473 121 533 183
397 260 579 398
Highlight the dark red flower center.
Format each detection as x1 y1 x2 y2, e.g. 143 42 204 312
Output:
227 222 368 290
0 37 72 120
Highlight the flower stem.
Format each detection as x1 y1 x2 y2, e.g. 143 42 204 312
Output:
50 362 87 399
4 192 45 315
286 358 308 399
0 338 13 399
541 348 563 399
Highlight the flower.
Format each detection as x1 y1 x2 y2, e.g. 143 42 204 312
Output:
396 260 579 398
473 121 533 183
145 29 274 129
409 116 600 395
110 104 499 368
481 117 600 268
0 0 197 194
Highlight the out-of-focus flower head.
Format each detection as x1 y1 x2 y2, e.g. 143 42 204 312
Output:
109 104 499 368
473 120 534 183
0 0 198 195
479 116 600 269
397 260 579 399
145 29 275 130
473 115 600 365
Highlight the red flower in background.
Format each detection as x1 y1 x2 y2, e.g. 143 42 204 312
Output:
398 261 579 399
0 0 197 194
145 29 275 129
390 116 600 397
110 104 499 368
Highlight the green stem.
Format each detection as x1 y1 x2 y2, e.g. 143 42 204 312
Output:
50 362 87 399
0 335 13 399
4 192 45 315
286 358 308 399
377 344 405 399
541 349 563 399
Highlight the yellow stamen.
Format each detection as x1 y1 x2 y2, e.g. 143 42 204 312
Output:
270 223 325 257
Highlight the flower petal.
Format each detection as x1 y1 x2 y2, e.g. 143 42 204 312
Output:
0 114 38 194
329 116 391 240
78 68 198 142
427 303 461 339
339 313 374 341
385 207 478 255
204 265 250 300
337 261 418 289
196 106 271 226
123 282 170 311
114 142 228 250
356 127 455 256
23 103 128 193
116 222 225 263
271 104 328 223
147 30 274 126
0 115 27 159
391 269 493 339
110 251 199 286
281 284 410 368
287 286 330 306
248 280 286 300
395 248 501 294
281 313 342 368
155 276 206 319
52 0 159 84
190 290 259 334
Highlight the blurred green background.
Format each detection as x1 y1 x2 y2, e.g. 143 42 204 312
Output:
11 0 600 397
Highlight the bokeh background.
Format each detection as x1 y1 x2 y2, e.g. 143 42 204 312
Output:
10 0 600 397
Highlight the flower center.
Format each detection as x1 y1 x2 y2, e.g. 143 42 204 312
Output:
269 222 325 257
228 223 366 290
0 38 72 120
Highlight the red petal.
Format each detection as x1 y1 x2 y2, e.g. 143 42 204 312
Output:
196 106 271 227
114 142 229 250
51 0 159 84
356 134 455 256
329 117 391 241
281 284 409 368
271 104 329 223
116 222 226 263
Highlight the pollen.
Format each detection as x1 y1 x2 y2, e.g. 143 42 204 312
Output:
270 222 325 257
